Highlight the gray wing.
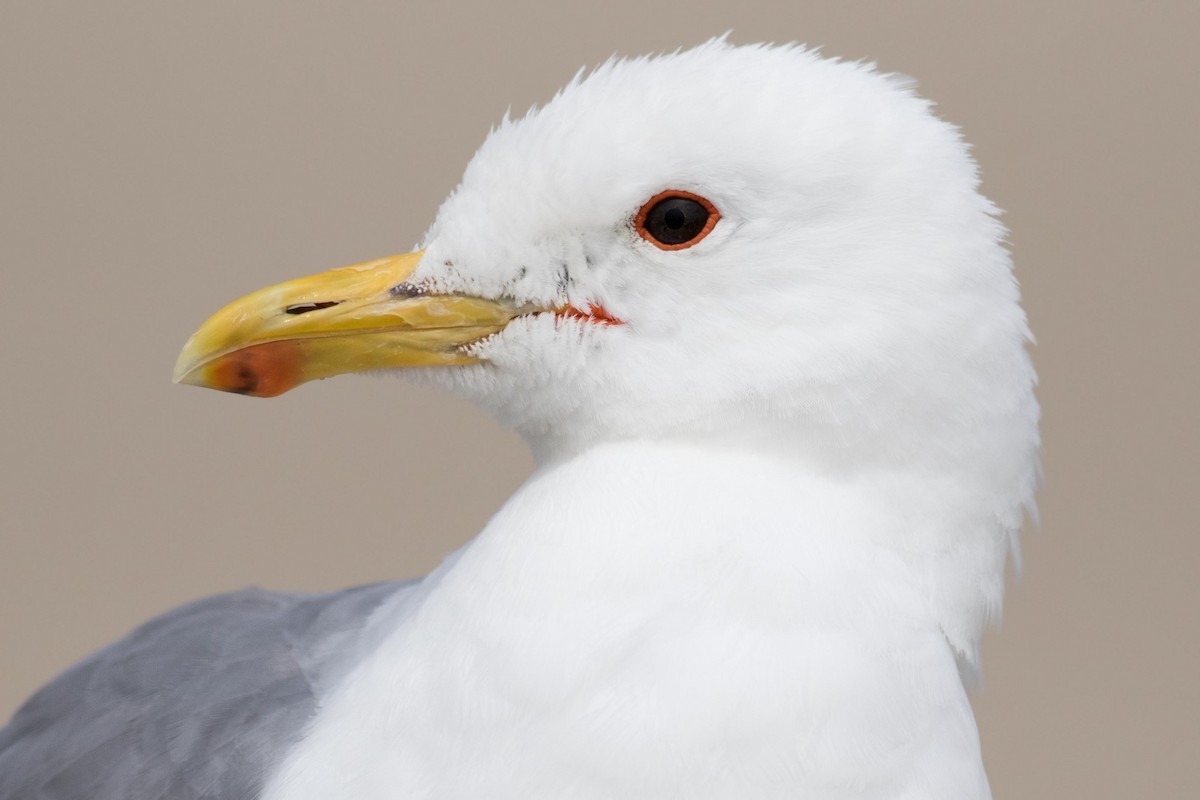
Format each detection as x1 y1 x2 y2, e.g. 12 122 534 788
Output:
0 580 416 799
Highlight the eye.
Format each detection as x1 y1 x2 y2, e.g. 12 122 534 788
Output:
634 190 720 250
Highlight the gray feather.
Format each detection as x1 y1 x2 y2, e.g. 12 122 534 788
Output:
0 581 415 799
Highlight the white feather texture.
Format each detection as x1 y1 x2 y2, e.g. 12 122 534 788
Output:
264 39 1039 799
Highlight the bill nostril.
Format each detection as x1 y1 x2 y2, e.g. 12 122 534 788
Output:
285 301 340 315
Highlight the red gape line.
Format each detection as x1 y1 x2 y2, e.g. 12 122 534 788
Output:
555 303 624 326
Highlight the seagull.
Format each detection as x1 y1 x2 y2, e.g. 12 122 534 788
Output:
0 39 1039 799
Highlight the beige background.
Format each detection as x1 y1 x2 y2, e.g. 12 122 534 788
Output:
2 1 1197 796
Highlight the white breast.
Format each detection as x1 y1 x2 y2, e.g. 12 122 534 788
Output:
263 440 991 800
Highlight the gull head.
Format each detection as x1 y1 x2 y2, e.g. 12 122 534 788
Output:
177 39 1039 491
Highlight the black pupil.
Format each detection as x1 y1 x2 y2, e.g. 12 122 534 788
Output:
644 196 710 246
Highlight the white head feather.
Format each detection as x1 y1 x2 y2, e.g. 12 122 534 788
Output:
408 38 1039 668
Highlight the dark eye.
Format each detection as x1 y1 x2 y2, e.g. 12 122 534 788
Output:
635 190 720 250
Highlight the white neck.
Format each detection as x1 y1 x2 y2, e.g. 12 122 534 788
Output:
265 438 994 799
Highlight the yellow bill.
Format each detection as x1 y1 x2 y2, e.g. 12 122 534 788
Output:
174 250 525 397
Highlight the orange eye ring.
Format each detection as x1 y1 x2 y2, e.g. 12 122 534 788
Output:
634 190 720 251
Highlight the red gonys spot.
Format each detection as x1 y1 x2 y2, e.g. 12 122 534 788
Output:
206 340 304 398
555 303 623 326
